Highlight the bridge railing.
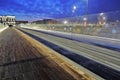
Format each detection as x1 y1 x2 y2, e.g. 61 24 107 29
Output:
19 11 120 39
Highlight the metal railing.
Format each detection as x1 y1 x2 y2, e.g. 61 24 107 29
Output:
19 11 120 39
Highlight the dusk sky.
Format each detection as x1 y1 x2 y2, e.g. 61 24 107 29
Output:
0 0 120 21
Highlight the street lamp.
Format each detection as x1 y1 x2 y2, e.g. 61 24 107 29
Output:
72 5 77 13
85 0 88 26
73 5 77 11
86 0 88 16
99 13 106 25
63 20 68 24
83 17 87 27
100 13 104 16
63 20 68 32
72 5 77 26
83 17 87 21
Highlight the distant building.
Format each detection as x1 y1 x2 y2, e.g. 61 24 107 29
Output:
0 16 16 26
32 19 60 24
16 20 28 25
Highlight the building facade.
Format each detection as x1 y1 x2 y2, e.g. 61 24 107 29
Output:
0 16 16 26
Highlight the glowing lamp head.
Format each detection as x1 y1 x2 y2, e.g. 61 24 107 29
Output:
64 20 68 24
73 6 77 10
100 13 104 16
83 17 87 21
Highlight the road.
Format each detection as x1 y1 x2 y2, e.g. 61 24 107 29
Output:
0 28 91 80
30 28 120 52
18 27 120 79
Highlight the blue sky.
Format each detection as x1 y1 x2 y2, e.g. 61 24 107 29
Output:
0 0 120 21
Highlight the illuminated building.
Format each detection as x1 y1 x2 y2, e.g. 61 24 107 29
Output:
0 16 16 26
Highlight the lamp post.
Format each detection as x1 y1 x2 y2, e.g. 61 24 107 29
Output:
99 13 106 25
63 20 68 32
72 5 77 13
85 0 88 26
83 17 87 27
70 5 77 35
72 5 77 27
86 0 88 17
103 17 106 25
63 20 68 24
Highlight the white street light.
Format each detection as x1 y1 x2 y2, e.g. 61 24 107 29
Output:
63 20 68 24
72 5 77 13
83 17 87 21
100 13 104 16
73 5 77 10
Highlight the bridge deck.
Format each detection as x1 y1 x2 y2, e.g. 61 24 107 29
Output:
0 28 87 80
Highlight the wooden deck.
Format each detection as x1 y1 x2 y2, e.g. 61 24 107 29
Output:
0 28 88 80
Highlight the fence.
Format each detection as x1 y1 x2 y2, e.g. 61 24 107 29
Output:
20 11 120 39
